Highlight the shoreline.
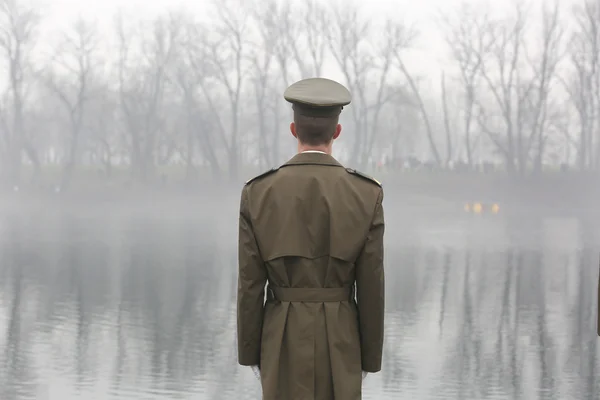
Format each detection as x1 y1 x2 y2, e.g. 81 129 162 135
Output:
0 171 596 217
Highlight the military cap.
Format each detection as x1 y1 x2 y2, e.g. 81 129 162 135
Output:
284 78 351 117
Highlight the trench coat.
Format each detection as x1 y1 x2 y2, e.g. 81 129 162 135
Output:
237 152 385 400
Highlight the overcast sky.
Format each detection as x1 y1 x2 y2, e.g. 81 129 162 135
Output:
36 0 548 88
44 0 471 20
41 0 545 28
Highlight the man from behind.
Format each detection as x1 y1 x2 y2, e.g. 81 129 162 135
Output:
237 77 385 400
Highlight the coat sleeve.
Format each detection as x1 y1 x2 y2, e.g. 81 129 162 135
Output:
355 188 385 373
237 186 267 366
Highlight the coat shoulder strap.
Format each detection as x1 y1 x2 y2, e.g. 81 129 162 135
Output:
345 168 382 187
245 167 279 185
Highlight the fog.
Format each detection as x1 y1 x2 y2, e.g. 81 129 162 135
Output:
0 0 599 399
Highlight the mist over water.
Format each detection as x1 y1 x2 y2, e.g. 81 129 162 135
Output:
0 0 599 397
0 196 597 400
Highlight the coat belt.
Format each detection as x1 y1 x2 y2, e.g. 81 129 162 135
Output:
267 285 354 302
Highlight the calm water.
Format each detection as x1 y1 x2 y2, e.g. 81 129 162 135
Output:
0 204 598 400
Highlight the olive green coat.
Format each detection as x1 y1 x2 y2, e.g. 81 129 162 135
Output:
237 152 385 400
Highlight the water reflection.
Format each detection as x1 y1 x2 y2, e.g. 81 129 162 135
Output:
0 211 598 399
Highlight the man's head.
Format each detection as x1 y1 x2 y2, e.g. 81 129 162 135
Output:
284 78 351 151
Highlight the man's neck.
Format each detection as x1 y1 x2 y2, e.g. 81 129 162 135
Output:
297 143 332 155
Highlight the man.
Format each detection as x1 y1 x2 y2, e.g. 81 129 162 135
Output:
237 77 385 400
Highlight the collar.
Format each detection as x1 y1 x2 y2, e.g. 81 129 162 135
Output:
300 150 327 154
283 152 343 168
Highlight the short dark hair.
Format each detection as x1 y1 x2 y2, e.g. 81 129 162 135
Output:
294 113 339 146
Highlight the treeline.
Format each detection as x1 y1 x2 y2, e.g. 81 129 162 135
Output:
0 0 598 187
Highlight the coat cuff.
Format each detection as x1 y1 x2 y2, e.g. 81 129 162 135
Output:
238 343 260 366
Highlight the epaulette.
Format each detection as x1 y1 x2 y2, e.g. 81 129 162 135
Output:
345 168 382 187
245 167 279 185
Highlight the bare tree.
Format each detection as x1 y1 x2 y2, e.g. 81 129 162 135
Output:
387 96 421 164
524 0 565 172
115 12 179 183
249 0 331 168
0 0 39 186
564 0 600 170
249 0 281 169
174 17 222 180
197 0 249 181
388 22 442 166
261 0 329 88
266 1 295 88
290 0 328 79
437 3 495 168
440 71 454 166
44 17 99 190
87 88 118 178
475 1 564 174
0 0 588 184
327 3 403 168
546 101 577 165
326 3 370 167
363 20 415 165
474 2 529 173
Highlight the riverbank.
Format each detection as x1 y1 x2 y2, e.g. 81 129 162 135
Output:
0 171 596 219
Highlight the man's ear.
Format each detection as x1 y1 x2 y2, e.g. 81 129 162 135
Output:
332 124 342 140
290 122 298 138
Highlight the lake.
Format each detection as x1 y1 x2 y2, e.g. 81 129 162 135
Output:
0 199 598 399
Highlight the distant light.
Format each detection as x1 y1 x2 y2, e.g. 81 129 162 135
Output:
465 202 499 214
13 186 18 192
